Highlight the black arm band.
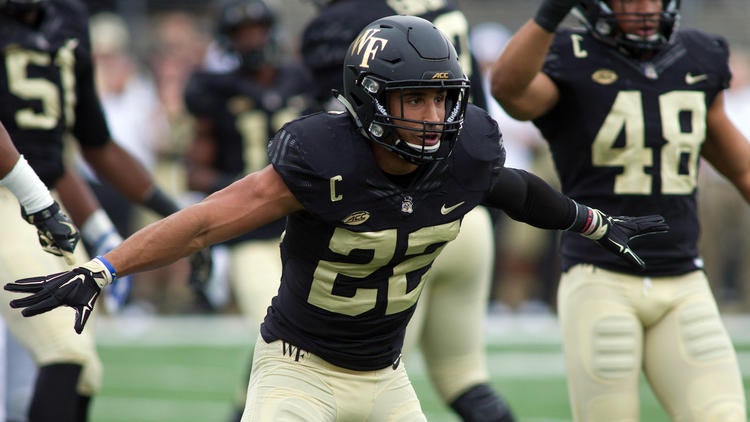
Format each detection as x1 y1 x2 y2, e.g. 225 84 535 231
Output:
565 201 595 232
534 1 571 33
483 167 578 230
143 186 181 217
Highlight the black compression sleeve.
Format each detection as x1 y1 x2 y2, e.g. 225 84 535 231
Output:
482 167 578 230
142 186 181 217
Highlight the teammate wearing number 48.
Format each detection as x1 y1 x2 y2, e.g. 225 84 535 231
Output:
491 0 748 421
7 15 667 421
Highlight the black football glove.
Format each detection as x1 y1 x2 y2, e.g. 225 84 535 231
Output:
188 247 215 310
534 0 589 32
23 201 80 265
5 258 113 334
578 208 669 270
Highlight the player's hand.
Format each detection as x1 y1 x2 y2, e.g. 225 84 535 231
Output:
23 201 80 265
87 228 132 314
188 247 215 310
581 210 669 270
5 258 114 334
534 0 589 32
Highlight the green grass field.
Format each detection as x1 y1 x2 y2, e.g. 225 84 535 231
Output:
90 314 750 422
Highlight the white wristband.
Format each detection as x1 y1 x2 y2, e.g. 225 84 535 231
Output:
81 209 123 256
0 155 54 213
80 257 115 287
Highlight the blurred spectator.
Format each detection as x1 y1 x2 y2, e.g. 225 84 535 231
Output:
698 45 750 311
470 22 559 313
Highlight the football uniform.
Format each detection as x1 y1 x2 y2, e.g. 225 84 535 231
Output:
243 103 503 419
184 64 317 325
0 0 106 398
301 0 502 407
538 28 745 421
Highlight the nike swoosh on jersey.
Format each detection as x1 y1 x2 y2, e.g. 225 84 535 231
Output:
685 72 708 85
440 201 465 215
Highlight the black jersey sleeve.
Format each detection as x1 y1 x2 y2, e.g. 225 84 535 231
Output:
268 112 355 216
679 29 732 91
484 167 576 230
452 104 505 191
68 0 111 147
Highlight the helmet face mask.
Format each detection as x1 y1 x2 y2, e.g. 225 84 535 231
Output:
573 0 680 57
341 15 470 165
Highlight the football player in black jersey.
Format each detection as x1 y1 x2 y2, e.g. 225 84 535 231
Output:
183 0 317 418
6 15 667 421
491 0 748 420
301 1 512 421
0 0 210 420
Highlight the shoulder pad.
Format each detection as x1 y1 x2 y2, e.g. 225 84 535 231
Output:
675 29 731 89
450 104 505 192
457 104 505 165
268 112 361 209
543 28 588 78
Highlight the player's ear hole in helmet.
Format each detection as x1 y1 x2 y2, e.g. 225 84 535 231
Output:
336 15 470 165
572 0 680 57
215 0 280 73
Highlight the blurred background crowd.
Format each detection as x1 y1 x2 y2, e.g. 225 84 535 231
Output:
75 0 750 316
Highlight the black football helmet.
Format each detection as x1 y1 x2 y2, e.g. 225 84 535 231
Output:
338 15 470 165
573 0 680 56
216 0 278 72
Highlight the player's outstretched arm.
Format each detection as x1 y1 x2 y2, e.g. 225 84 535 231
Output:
484 167 668 270
490 0 585 120
5 165 301 333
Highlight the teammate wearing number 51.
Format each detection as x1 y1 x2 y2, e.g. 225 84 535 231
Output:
6 15 667 421
0 1 211 421
491 0 747 420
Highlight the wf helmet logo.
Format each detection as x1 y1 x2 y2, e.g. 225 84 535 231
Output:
351 28 389 68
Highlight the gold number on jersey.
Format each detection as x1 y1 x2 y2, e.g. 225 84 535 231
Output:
308 220 460 316
591 90 705 194
5 41 77 130
659 91 705 194
236 107 298 173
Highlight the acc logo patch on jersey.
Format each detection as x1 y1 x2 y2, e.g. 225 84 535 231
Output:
350 28 388 68
342 211 370 225
592 69 618 85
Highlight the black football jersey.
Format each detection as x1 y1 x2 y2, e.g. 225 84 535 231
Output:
300 0 486 109
261 104 503 370
184 63 317 242
0 0 111 187
535 28 731 276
